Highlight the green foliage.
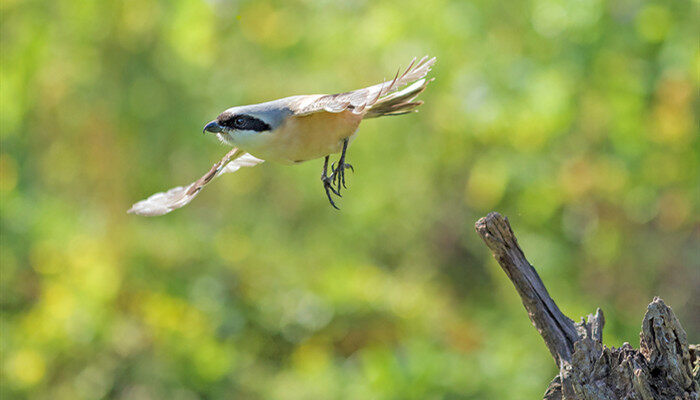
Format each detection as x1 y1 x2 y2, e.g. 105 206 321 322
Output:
1 0 697 398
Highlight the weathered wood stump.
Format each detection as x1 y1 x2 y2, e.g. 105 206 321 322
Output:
475 212 699 400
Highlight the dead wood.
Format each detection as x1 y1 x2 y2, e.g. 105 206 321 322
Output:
475 212 699 400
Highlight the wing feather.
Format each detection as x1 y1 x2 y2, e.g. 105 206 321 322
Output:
127 148 264 217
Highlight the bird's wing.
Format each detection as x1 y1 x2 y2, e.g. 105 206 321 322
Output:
293 56 436 116
127 148 264 217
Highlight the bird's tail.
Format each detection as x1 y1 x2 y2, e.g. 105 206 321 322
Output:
363 77 433 119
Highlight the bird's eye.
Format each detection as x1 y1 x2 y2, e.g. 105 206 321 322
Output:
224 114 271 132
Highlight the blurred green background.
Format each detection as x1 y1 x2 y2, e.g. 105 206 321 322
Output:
1 0 698 398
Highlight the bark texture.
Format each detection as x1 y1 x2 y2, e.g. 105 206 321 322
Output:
475 212 699 400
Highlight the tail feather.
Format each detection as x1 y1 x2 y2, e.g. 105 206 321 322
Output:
364 78 433 119
293 56 436 117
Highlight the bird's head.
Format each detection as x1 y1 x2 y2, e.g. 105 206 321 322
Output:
203 100 293 146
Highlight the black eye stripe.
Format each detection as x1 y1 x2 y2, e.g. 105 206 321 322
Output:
219 114 271 132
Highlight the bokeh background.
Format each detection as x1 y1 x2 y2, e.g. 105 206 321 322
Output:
1 0 698 398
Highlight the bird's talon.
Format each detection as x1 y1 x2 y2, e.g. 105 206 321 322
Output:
324 182 341 209
320 138 353 209
325 188 339 209
331 160 352 192
321 155 342 208
322 177 340 196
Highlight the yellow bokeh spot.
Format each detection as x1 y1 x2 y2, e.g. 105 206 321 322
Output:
465 156 510 210
387 278 432 320
240 3 301 49
6 349 46 387
518 183 562 223
511 114 550 151
67 236 121 301
140 292 209 339
166 1 215 65
192 340 233 381
635 5 671 43
651 76 693 145
42 282 77 323
362 6 402 45
292 342 330 375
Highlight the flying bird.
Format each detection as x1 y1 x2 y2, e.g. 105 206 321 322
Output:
128 56 436 216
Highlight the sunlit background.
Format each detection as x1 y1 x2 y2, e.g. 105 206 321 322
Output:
1 0 698 398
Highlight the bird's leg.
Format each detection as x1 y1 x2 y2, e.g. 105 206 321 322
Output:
321 155 340 209
331 138 354 193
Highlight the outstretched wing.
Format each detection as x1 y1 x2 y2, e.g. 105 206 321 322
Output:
128 148 264 217
293 56 436 116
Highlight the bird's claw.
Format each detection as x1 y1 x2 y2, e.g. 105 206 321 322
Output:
320 139 353 210
322 175 340 197
321 156 341 210
322 176 341 210
331 161 354 191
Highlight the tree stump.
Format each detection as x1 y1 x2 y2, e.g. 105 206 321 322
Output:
475 212 699 400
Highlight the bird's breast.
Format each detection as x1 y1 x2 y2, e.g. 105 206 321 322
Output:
242 111 362 164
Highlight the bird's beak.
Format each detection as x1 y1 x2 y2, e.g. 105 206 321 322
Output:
203 120 223 134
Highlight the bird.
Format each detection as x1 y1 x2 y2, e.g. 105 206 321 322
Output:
128 56 436 216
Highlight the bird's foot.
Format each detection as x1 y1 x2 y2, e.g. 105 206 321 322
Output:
331 160 354 193
322 174 341 210
321 155 341 209
320 139 353 209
